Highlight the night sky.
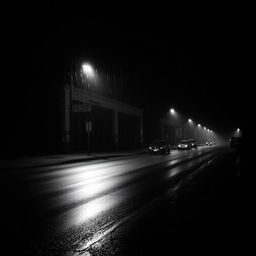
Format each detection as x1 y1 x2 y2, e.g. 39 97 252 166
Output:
2 8 249 153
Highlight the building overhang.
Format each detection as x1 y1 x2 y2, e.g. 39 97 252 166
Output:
65 85 143 117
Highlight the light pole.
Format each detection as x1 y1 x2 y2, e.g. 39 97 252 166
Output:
169 108 179 143
187 118 193 139
196 124 201 144
81 63 95 155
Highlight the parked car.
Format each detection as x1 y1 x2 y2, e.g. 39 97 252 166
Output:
178 140 192 150
206 141 214 146
148 140 171 154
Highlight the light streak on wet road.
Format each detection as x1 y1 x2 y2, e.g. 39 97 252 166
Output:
1 146 220 254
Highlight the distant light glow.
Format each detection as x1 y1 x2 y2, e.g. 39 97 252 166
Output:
198 124 201 127
203 127 206 130
188 118 192 123
170 108 175 114
237 128 240 132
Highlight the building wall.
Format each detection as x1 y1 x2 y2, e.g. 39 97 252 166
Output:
118 112 140 150
63 86 143 152
70 105 114 151
161 123 183 145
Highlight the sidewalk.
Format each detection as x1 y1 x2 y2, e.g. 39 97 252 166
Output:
0 149 147 170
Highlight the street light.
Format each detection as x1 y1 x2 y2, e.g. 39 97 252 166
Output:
187 118 195 139
198 124 201 127
81 63 97 94
82 63 95 79
81 62 96 155
170 108 175 114
68 62 96 154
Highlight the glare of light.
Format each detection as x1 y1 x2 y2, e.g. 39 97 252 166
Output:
168 162 182 177
66 194 122 231
203 127 206 130
198 124 201 127
188 118 192 123
82 63 95 78
207 129 210 131
237 128 240 132
170 108 175 114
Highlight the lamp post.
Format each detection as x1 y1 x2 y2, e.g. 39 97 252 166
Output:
187 118 193 139
196 124 201 144
81 63 95 155
169 108 179 143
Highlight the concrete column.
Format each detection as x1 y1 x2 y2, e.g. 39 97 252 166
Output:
113 110 118 149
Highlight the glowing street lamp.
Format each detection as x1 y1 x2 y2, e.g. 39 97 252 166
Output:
81 62 96 155
187 118 195 139
170 108 175 114
82 63 95 78
198 124 201 127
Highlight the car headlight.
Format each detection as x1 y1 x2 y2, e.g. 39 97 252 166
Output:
184 145 188 147
178 144 181 147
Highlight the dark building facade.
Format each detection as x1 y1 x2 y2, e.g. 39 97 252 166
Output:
62 85 143 152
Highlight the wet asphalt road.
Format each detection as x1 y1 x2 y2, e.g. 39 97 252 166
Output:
89 148 241 256
0 146 240 255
